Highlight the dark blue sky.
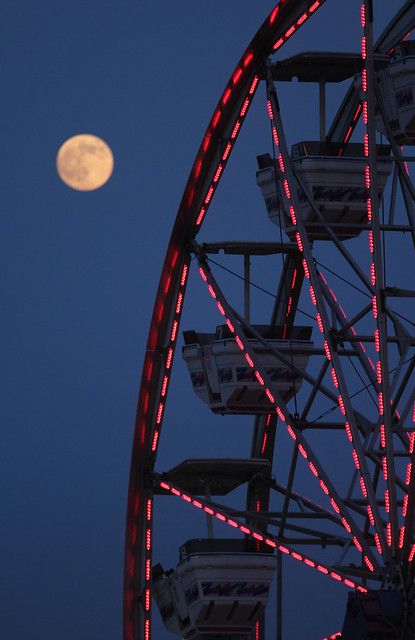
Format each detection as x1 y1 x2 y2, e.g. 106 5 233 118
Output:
2 2 405 639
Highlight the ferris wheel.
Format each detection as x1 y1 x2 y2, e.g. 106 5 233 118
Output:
123 1 415 639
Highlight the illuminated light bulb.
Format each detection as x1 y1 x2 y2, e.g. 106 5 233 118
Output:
273 37 284 51
360 477 368 498
240 98 250 117
249 76 259 95
231 120 241 139
374 533 382 555
353 536 363 553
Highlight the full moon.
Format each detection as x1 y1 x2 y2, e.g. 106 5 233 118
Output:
56 134 114 191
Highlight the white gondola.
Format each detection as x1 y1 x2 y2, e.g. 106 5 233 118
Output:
182 325 313 414
257 142 392 239
153 539 276 640
375 42 415 144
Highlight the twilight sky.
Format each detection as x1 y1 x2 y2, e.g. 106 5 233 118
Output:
2 2 407 639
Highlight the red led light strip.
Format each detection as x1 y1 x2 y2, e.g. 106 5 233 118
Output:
272 1 322 51
143 497 153 638
316 269 391 548
196 254 378 570
360 1 398 552
159 479 367 593
150 260 190 457
265 81 386 565
195 74 259 229
322 634 342 640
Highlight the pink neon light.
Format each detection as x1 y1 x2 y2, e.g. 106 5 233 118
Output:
217 301 225 316
192 499 203 509
360 3 366 27
278 153 285 173
265 388 275 403
170 320 178 342
205 185 214 204
367 505 375 526
308 461 318 477
146 499 152 521
156 402 164 425
160 481 170 491
382 457 388 481
298 444 308 459
338 395 346 416
324 341 332 361
409 544 415 561
255 370 265 385
145 559 151 581
353 536 363 553
207 284 216 299
406 462 412 485
320 480 329 495
233 68 243 85
385 490 390 513
272 127 280 147
176 292 183 314
267 99 274 120
269 5 279 24
222 87 232 105
285 25 296 38
160 374 168 398
180 263 188 286
227 519 238 528
362 70 368 94
352 448 360 469
222 142 232 161
261 433 268 454
330 572 342 581
360 477 368 498
361 36 367 59
245 352 255 368
151 429 159 452
317 564 329 574
226 318 235 333
345 422 353 443
374 533 382 555
243 52 254 67
386 523 392 546
316 313 324 333
216 512 226 521
341 517 352 533
240 98 250 117
399 526 405 548
166 347 173 370
249 76 259 95
297 12 308 26
276 407 286 422
331 499 340 514
287 425 296 440
309 1 321 12
196 207 206 226
231 120 241 139
212 109 221 128
309 286 317 306
203 132 211 152
213 164 223 183
273 37 284 51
